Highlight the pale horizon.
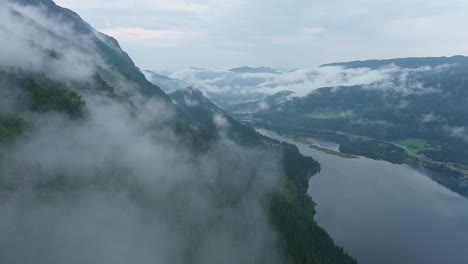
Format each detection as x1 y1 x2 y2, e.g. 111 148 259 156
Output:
54 0 468 70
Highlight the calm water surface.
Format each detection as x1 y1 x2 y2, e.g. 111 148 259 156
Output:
258 129 468 264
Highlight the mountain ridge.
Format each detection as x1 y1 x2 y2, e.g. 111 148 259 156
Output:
12 0 168 99
321 55 468 69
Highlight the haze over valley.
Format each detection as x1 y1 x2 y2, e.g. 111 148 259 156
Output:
1 1 468 264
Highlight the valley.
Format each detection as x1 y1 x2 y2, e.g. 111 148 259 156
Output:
142 56 468 263
144 56 468 263
256 125 468 198
0 1 357 263
2 0 468 263
259 129 468 264
283 128 468 177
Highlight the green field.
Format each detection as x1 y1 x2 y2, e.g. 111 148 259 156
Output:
393 138 437 154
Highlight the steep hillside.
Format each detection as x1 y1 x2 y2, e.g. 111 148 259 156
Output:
0 1 357 263
11 0 169 99
170 87 357 264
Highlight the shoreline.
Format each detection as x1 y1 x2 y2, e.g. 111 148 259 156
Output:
264 127 468 199
279 133 358 159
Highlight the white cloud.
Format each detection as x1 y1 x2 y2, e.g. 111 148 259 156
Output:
421 113 443 124
213 114 230 129
170 65 393 98
0 2 100 82
160 63 449 108
0 3 286 262
446 126 468 143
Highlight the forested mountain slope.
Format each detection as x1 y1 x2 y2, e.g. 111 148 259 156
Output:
169 87 356 264
0 1 356 263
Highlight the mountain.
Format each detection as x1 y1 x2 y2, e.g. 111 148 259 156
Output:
144 70 189 93
12 0 168 99
160 63 413 109
169 87 261 145
232 56 468 145
229 56 468 194
169 87 357 263
322 55 468 69
0 1 356 263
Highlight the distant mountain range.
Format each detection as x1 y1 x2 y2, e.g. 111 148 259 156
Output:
144 55 468 177
148 56 468 110
229 55 468 167
322 55 468 69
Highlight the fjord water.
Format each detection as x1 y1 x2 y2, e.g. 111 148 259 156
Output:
258 129 468 264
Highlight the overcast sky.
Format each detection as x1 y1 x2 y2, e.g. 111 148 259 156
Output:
54 0 468 70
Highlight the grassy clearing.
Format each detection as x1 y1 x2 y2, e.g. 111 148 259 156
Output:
395 138 426 149
393 138 438 154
